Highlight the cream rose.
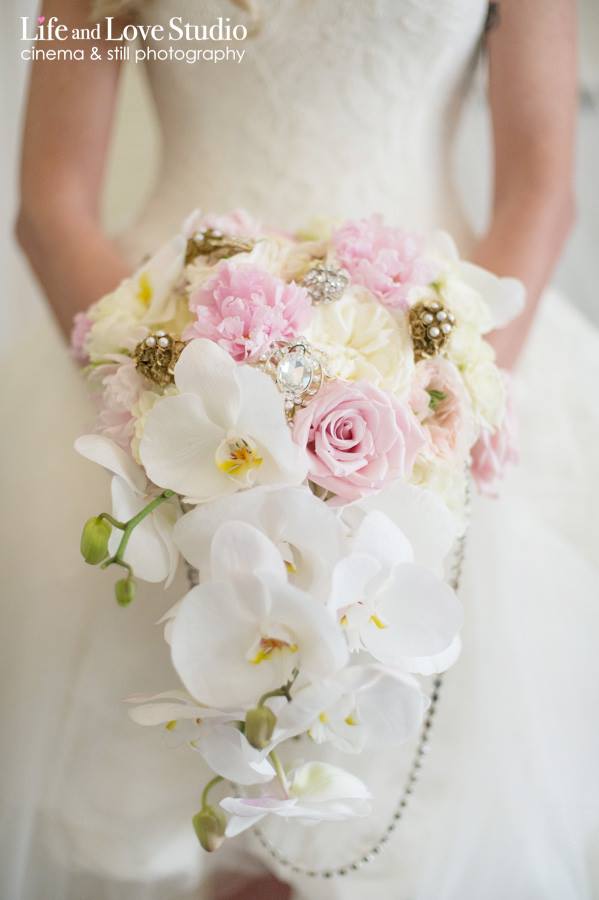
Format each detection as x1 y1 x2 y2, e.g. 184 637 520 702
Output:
305 288 414 398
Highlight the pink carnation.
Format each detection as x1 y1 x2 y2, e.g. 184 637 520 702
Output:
184 263 312 362
471 373 519 496
95 360 145 453
410 357 474 463
70 312 92 364
332 215 433 308
293 379 425 503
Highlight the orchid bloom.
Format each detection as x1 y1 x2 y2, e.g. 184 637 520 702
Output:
328 509 463 673
274 665 427 754
127 690 277 785
169 521 348 709
173 484 345 593
139 339 308 503
220 762 372 836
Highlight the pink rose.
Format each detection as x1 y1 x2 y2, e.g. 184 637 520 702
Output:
410 357 475 463
184 263 312 362
293 379 425 503
332 215 434 308
471 373 519 496
70 312 92 364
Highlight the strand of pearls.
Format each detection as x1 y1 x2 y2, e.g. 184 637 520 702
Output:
252 482 471 879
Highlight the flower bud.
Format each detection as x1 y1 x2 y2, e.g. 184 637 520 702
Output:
115 577 135 607
80 516 111 565
192 806 227 852
245 705 276 749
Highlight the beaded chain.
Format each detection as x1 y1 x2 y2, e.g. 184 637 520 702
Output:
252 484 471 880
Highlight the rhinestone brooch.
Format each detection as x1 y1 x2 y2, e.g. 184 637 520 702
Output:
302 262 349 305
259 339 327 419
185 228 255 265
133 331 186 386
409 299 456 362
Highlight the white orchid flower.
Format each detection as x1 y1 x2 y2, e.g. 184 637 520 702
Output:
274 665 427 754
170 521 348 710
342 479 461 576
75 435 180 584
424 231 525 333
173 484 345 592
221 762 372 836
327 510 463 674
139 340 308 503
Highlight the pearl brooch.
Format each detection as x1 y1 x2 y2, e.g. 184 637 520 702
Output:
409 299 456 362
133 331 186 386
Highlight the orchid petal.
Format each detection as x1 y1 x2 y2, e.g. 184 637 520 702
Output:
173 339 241 429
75 434 146 494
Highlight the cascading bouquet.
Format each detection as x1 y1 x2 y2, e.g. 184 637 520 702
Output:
73 209 522 857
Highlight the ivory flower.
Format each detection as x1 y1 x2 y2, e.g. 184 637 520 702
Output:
86 231 188 360
139 339 308 503
305 289 415 397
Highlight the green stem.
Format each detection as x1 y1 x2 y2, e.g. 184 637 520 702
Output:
269 751 289 795
101 490 175 571
98 512 127 530
258 667 299 708
201 775 224 810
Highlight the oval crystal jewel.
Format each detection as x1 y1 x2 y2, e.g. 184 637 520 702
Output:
276 349 314 394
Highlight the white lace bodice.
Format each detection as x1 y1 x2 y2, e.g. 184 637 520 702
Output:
125 0 488 255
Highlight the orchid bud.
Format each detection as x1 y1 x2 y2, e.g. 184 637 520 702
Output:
80 516 111 565
245 705 276 749
115 577 135 607
192 806 227 852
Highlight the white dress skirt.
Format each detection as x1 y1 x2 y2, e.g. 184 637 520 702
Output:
2 1 598 898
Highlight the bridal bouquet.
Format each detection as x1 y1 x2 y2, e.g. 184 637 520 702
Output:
73 210 522 852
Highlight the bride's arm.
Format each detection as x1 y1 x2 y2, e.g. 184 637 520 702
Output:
473 0 577 369
16 0 131 338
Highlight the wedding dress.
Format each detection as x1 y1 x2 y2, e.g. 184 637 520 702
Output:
2 1 599 899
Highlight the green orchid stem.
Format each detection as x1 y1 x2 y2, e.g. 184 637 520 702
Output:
98 512 127 530
258 667 299 708
269 751 289 795
201 775 224 810
100 490 175 573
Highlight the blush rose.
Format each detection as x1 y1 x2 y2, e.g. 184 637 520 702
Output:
293 379 425 502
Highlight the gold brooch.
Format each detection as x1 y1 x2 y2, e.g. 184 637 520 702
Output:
185 228 255 265
133 332 186 386
409 300 456 362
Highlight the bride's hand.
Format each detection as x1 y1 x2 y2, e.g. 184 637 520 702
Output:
472 0 577 370
16 0 132 338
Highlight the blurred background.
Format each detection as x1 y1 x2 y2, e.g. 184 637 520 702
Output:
2 0 598 350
